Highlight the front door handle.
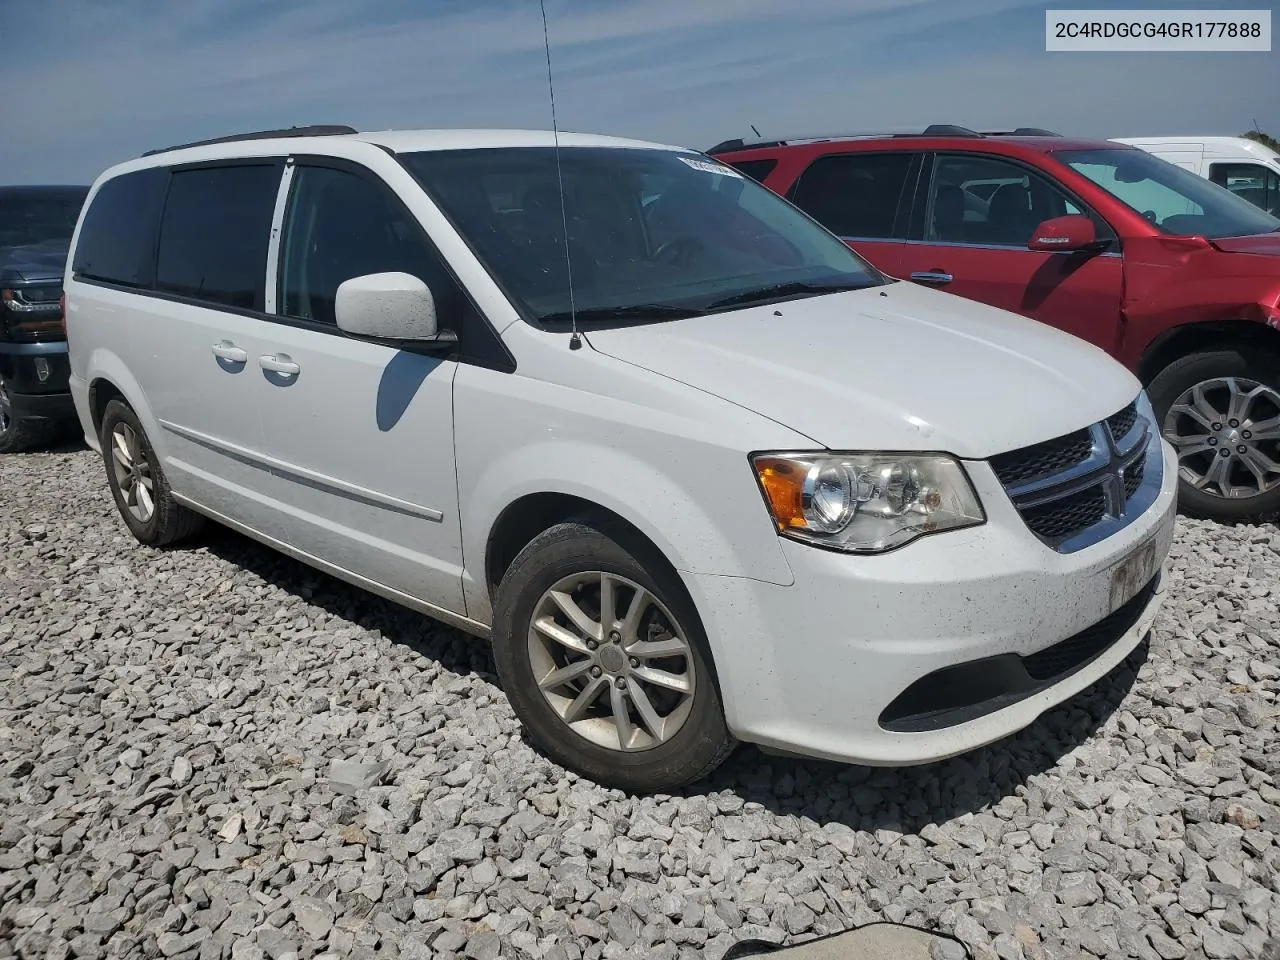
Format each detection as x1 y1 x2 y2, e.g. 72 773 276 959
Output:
259 354 300 376
211 341 248 363
910 271 954 285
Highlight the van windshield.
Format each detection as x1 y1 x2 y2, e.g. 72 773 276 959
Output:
402 147 885 326
0 188 88 251
1054 148 1280 239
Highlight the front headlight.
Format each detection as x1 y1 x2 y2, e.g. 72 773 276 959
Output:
751 452 985 553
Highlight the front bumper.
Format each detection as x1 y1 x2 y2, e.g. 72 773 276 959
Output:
0 341 73 421
688 438 1178 766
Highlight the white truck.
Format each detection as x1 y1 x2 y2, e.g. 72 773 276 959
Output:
1112 136 1280 216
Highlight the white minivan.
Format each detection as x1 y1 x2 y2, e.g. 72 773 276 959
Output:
1112 136 1280 215
65 126 1178 791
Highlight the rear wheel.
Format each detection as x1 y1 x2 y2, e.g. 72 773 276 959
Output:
491 517 733 792
99 399 204 545
1148 348 1280 521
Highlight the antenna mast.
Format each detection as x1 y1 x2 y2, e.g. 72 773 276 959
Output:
539 0 581 350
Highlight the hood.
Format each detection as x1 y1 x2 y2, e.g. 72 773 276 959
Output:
0 240 71 284
1210 233 1280 257
584 281 1140 459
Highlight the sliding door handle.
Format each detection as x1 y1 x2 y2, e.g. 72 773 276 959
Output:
910 271 954 285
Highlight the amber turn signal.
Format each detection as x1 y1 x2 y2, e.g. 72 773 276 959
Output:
753 456 811 530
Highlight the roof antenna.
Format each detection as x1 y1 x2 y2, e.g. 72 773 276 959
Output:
539 0 580 350
750 124 761 137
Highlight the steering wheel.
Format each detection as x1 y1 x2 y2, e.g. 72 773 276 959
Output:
652 236 702 266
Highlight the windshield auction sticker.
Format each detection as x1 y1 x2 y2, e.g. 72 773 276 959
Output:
679 156 743 177
1046 9 1270 50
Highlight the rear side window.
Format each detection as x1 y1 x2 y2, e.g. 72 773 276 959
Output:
725 158 778 183
72 169 167 287
789 152 914 239
155 164 282 311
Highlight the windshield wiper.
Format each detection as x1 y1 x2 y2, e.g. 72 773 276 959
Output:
702 281 871 311
538 304 705 325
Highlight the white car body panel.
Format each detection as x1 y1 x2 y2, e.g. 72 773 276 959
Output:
1112 136 1280 196
65 128 1177 769
250 322 467 615
585 280 1140 458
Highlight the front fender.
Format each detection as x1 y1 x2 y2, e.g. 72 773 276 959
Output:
1119 237 1280 367
460 437 796 623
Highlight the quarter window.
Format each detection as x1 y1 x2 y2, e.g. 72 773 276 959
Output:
725 158 778 183
154 164 281 310
278 165 463 328
790 152 914 239
71 170 168 288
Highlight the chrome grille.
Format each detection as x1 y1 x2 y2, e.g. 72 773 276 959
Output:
992 396 1158 552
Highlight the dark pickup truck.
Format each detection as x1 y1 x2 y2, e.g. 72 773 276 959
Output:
0 185 89 452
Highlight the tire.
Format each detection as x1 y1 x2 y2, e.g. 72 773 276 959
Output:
99 399 205 546
491 516 734 792
0 375 58 453
1148 347 1280 522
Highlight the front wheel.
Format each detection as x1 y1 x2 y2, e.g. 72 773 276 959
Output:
1148 347 1280 522
491 517 733 792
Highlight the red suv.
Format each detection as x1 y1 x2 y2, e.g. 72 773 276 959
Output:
710 126 1280 522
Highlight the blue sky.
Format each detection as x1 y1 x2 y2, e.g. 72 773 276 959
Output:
3 0 1277 184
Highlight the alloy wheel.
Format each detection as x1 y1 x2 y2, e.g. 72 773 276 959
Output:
110 421 156 522
1163 376 1280 499
527 571 696 752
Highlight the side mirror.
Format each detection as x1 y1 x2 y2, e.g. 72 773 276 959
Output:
335 272 456 345
1027 214 1099 253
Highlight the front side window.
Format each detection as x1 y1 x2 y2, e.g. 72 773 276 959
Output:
155 164 281 310
401 147 884 327
279 165 462 327
1056 148 1280 238
924 154 1102 247
789 152 914 240
1209 162 1280 216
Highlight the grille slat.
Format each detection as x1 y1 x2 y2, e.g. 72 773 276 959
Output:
993 399 1151 549
990 429 1094 486
1123 456 1146 499
1108 403 1138 445
1021 486 1108 541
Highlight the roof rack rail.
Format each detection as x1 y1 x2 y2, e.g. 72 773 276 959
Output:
142 124 358 157
917 124 982 137
706 124 985 154
981 127 1063 137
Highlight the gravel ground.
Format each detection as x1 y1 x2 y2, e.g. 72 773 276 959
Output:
2 444 1279 960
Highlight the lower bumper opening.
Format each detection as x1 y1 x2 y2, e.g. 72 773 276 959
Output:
9 390 75 421
878 574 1159 734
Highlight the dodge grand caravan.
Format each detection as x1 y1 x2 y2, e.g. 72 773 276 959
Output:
65 127 1177 791
711 127 1280 523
